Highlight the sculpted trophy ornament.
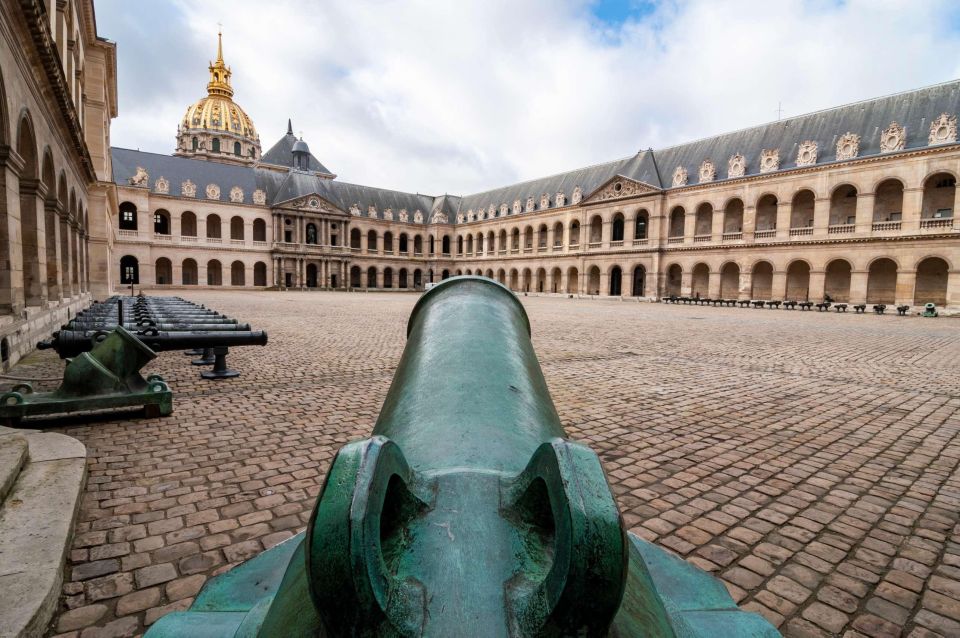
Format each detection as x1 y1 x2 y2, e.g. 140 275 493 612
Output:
129 166 149 187
928 113 957 145
698 160 715 183
540 194 550 209
368 205 378 218
253 189 267 205
488 205 495 218
154 176 169 194
349 204 361 216
467 210 475 222
500 203 509 216
835 133 860 161
759 149 780 173
413 210 423 223
796 141 818 167
525 197 535 213
671 166 688 187
556 191 566 206
384 208 394 221
457 213 465 223
205 183 221 200
229 186 244 203
879 122 905 153
181 180 197 198
728 154 745 178
431 211 448 224
572 186 582 204
399 209 409 222
513 200 522 214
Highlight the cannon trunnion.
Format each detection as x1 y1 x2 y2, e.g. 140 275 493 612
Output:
147 277 777 637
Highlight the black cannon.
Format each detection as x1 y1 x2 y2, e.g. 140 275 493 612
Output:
39 329 268 359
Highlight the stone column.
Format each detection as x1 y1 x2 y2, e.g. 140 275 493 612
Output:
895 269 915 306
20 179 49 305
361 230 369 255
742 204 755 242
59 210 74 297
946 265 960 309
775 201 791 240
707 271 721 299
376 269 384 288
711 207 724 242
901 187 923 233
855 193 874 236
772 271 787 300
360 268 368 289
738 270 752 300
849 270 869 304
812 197 830 238
809 270 826 302
683 212 695 245
0 149 25 313
680 271 692 297
44 201 62 300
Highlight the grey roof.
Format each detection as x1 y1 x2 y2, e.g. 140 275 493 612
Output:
260 131 333 176
113 79 960 225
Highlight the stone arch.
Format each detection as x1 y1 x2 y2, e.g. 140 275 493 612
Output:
921 172 956 220
254 261 267 286
367 266 377 288
182 258 198 285
751 261 774 299
484 268 494 279
207 259 222 286
350 227 361 249
181 211 197 236
367 229 378 251
509 268 519 291
568 220 580 245
398 267 408 289
17 110 42 305
413 269 423 288
537 224 548 248
466 233 474 254
668 206 685 237
119 255 139 285
694 203 712 236
786 260 811 301
791 189 815 229
609 265 622 296
634 209 649 240
497 268 506 284
631 265 646 296
253 218 266 242
829 184 858 225
587 265 601 295
691 263 709 298
231 260 245 286
413 235 423 254
154 209 171 235
611 213 625 242
866 258 898 304
566 266 579 294
551 222 563 247
824 259 852 302
350 265 362 288
551 267 562 293
41 149 59 297
442 235 450 255
206 213 222 239
536 267 547 292
523 225 534 249
720 262 740 298
723 198 744 233
155 257 172 285
384 267 394 289
914 257 948 306
230 216 245 241
521 267 532 292
873 178 904 222
755 194 778 231
665 264 682 296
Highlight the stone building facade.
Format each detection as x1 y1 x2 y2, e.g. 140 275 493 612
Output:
111 49 959 314
0 0 117 369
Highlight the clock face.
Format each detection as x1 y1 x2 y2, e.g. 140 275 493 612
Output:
308 198 320 208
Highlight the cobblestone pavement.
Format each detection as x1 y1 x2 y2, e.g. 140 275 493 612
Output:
6 290 958 638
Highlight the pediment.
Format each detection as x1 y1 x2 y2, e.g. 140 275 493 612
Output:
582 175 660 204
274 193 342 214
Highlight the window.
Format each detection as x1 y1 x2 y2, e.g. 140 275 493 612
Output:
212 138 221 153
191 136 198 151
234 141 241 156
119 202 137 230
934 208 953 218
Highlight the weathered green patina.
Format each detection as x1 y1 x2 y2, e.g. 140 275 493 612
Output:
147 277 780 637
0 326 172 426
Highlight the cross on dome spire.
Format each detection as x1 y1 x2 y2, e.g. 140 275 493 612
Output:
207 28 233 98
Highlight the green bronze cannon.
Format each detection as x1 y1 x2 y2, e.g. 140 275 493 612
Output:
147 277 777 637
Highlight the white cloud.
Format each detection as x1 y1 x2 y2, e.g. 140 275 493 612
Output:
98 0 960 195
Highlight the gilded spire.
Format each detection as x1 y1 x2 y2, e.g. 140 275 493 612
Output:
206 28 233 98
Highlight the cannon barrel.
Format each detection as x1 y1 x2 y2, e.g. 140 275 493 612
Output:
64 321 251 331
39 329 267 358
71 315 237 324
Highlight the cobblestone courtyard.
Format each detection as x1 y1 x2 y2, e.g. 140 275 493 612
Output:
8 290 960 638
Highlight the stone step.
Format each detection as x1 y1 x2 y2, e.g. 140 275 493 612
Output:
0 427 86 638
0 433 27 504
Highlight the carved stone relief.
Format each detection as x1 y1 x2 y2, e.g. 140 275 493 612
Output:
456 213 464 223
728 154 745 178
383 208 394 221
399 209 409 222
205 183 221 200
349 204 361 216
181 180 196 198
229 186 244 203
129 166 149 187
513 200 521 214
368 205 378 218
154 176 169 194
759 149 780 173
413 210 423 223
500 203 509 216
252 189 266 205
572 186 582 204
540 194 550 209
698 160 715 183
835 132 860 161
796 141 818 167
880 121 905 153
556 191 566 206
671 166 688 187
525 197 535 213
431 211 448 224
929 113 957 144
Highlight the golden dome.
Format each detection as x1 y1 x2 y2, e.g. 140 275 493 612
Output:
175 31 261 165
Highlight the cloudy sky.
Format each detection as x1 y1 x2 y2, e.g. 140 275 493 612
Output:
96 0 960 196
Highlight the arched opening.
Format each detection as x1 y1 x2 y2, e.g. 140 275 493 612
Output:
466 234 474 254
873 180 904 223
155 257 172 285
567 267 579 294
786 261 811 301
551 267 562 293
367 230 378 252
181 211 197 237
457 236 464 255
413 269 422 289
442 270 450 280
790 190 815 229
350 266 362 288
234 141 242 156
302 223 315 245
442 235 450 255
921 172 956 220
254 262 267 286
524 227 534 250
207 260 222 286
476 233 484 254
609 266 622 296
537 225 548 249
509 269 519 290
231 261 246 286
694 203 712 237
182 259 198 285
154 209 171 235
914 257 948 306
612 214 624 242
413 235 423 255
536 268 546 292
191 136 198 151
350 228 361 249
867 258 898 304
634 210 649 240
830 185 858 226
724 199 744 233
119 201 137 230
587 266 600 295
720 262 740 298
669 206 685 237
383 231 394 253
751 262 773 299
367 266 378 288
18 113 41 305
497 269 506 284
666 264 682 296
211 138 220 153
384 267 394 289
631 266 645 296
569 221 580 246
429 235 435 255
824 260 852 302
399 268 408 289
552 222 563 248
231 216 245 241
521 268 532 292
207 214 222 239
691 263 709 298
755 195 777 231
120 255 139 284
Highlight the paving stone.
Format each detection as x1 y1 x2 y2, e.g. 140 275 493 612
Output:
115 587 161 616
56 605 108 632
135 563 178 588
802 601 849 634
